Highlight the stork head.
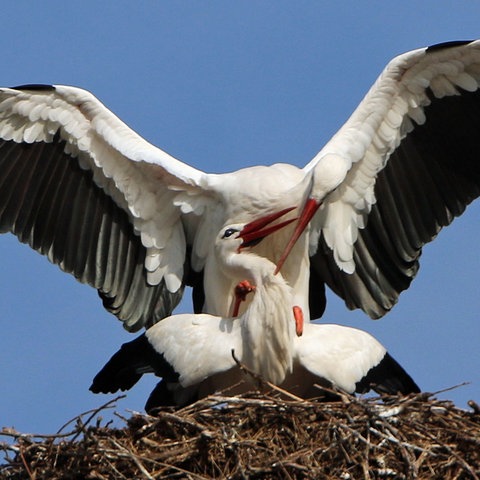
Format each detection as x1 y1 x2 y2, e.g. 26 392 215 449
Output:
215 207 298 256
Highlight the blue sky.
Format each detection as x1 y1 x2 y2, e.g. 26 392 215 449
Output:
1 2 479 436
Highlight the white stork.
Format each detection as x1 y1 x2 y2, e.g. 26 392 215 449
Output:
90 223 419 410
1 40 480 332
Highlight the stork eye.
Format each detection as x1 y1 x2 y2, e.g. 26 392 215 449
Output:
222 228 238 238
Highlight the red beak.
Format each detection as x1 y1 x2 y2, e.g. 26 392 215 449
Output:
274 198 321 275
239 207 297 249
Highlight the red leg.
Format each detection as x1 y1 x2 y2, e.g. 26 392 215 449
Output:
292 305 304 336
232 280 256 316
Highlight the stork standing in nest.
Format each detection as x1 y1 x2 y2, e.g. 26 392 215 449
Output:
91 221 419 410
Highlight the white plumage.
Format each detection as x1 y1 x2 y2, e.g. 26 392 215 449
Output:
91 223 419 409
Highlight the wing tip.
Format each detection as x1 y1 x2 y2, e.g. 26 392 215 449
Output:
426 40 474 53
11 84 55 91
90 335 149 394
357 352 420 395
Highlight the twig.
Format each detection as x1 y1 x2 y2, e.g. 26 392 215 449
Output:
58 395 126 438
154 462 212 479
156 411 215 437
19 445 35 480
368 427 435 455
110 439 154 480
0 427 78 441
430 382 470 396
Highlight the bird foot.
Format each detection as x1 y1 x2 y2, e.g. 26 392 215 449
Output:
235 280 256 300
293 305 304 336
232 280 256 316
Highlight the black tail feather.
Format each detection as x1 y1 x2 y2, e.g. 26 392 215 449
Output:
356 352 420 395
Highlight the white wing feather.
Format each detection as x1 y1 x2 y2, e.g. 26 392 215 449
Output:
307 41 480 273
146 313 240 387
0 85 213 291
296 323 386 393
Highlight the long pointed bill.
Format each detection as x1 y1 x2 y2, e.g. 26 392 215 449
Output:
239 206 297 248
274 198 321 275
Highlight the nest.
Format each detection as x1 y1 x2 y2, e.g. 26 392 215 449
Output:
1 389 479 480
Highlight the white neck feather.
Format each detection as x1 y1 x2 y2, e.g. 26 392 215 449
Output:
224 250 295 384
241 274 295 384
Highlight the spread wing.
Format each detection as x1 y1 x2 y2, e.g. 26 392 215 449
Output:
307 40 480 318
0 84 214 331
